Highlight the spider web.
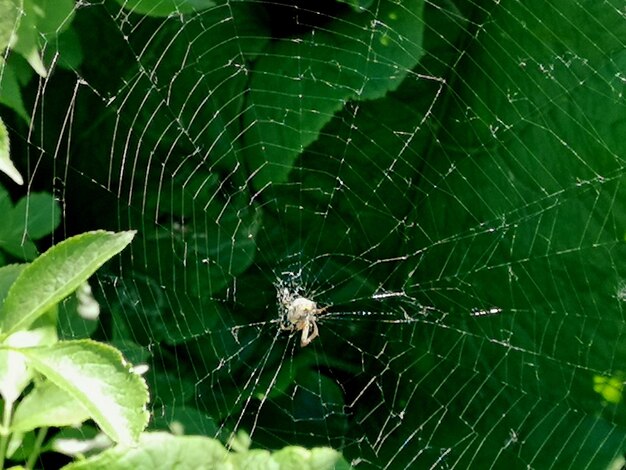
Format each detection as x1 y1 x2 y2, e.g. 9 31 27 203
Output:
5 0 626 467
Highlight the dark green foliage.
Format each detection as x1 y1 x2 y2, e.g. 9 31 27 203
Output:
2 0 626 468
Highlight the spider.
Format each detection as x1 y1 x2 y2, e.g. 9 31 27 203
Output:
280 296 327 347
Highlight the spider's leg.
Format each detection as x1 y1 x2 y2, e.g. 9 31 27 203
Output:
301 319 319 347
300 322 310 347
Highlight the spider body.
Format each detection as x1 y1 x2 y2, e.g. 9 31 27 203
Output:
280 295 326 347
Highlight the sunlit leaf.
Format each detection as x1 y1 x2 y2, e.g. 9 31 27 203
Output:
113 0 215 18
12 380 91 433
60 432 229 469
14 340 149 444
0 117 23 185
0 230 135 336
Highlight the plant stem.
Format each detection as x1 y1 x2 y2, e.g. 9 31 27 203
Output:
25 427 47 470
0 400 14 470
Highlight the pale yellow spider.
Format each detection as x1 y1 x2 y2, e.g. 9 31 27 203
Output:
280 296 327 347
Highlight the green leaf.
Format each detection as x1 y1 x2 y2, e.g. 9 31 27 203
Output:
243 0 425 188
10 0 75 78
15 191 62 239
32 0 75 36
272 446 352 470
13 339 149 444
11 380 91 433
229 449 277 468
6 429 36 460
0 56 31 123
0 0 19 50
113 0 215 18
0 345 32 404
0 117 23 185
0 230 135 336
60 432 229 470
0 306 57 403
11 3 46 78
0 190 61 261
0 264 25 310
60 431 351 470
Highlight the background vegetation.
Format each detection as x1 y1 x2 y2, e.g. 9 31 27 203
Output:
1 0 626 468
